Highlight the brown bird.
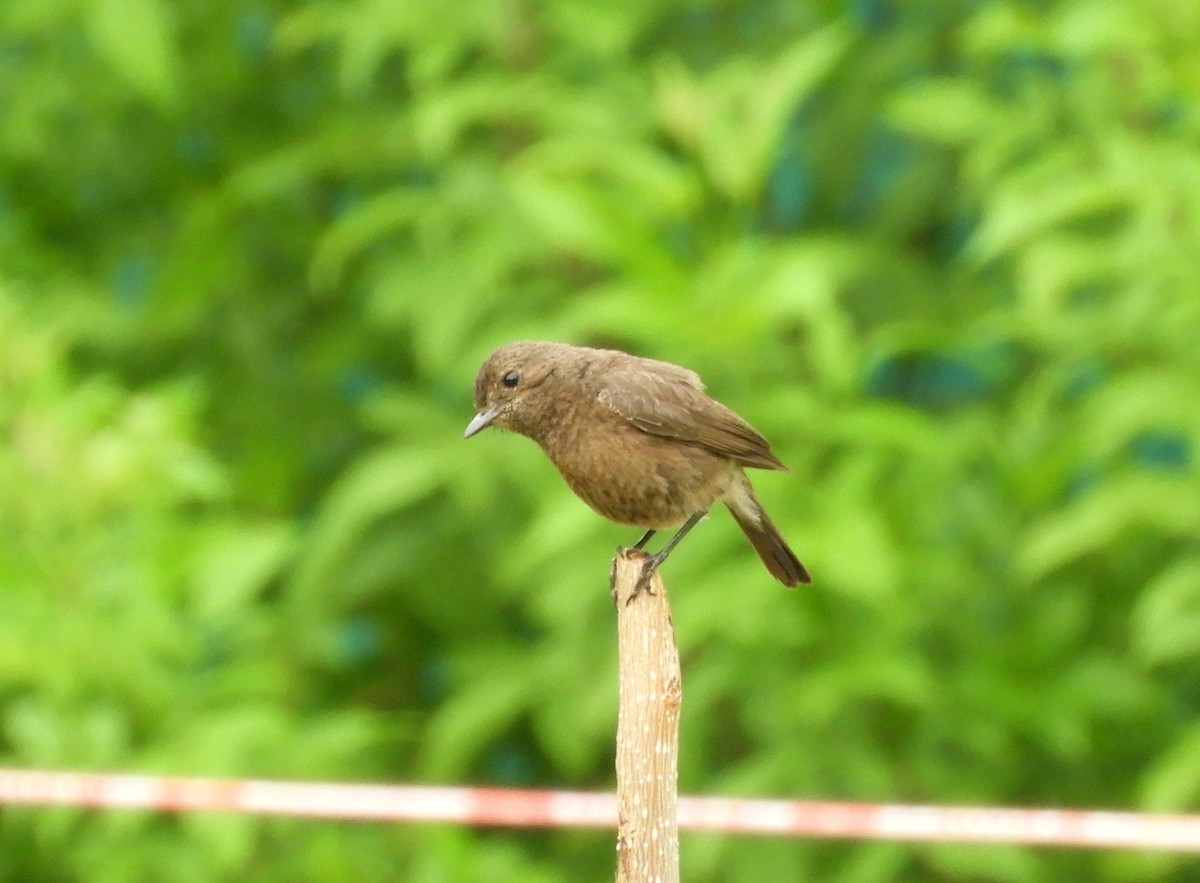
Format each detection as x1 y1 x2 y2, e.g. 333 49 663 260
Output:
464 341 811 592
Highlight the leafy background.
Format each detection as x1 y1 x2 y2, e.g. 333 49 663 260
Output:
2 0 1200 880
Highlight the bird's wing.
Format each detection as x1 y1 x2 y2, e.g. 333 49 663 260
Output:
596 361 787 471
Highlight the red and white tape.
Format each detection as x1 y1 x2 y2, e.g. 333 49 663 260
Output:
0 768 1197 851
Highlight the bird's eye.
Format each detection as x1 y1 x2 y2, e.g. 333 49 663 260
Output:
502 370 520 388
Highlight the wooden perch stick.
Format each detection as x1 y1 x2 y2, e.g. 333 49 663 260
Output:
611 550 682 883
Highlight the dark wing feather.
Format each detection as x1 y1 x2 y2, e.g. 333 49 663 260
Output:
597 360 786 470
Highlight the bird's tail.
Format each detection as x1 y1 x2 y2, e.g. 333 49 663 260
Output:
725 478 811 587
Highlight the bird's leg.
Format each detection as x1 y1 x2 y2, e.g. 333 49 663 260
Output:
629 512 706 604
631 529 656 551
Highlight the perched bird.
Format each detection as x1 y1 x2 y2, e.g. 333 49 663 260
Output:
464 341 811 592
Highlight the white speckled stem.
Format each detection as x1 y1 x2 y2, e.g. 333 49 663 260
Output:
612 550 681 883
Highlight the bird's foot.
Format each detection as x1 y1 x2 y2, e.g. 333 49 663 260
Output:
627 550 663 606
611 546 661 606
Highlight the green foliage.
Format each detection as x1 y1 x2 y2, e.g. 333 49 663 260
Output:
2 0 1200 880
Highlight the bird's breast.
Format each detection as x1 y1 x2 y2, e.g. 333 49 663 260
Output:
537 412 735 529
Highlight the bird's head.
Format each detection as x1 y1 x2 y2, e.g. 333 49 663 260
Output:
464 340 564 440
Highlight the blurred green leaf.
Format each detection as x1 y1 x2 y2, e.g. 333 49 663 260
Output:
1019 476 1200 583
189 521 296 621
658 24 851 202
889 79 1002 146
1131 557 1200 666
1141 723 1200 811
84 0 180 108
968 152 1128 264
310 190 426 291
420 656 544 779
291 447 445 605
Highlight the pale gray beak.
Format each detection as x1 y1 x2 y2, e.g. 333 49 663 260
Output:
463 408 499 439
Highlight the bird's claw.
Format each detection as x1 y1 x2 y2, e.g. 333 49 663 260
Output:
625 557 659 606
611 547 659 605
